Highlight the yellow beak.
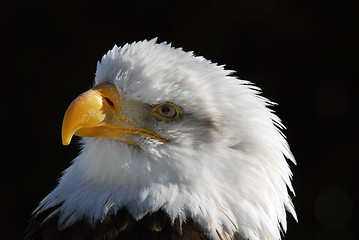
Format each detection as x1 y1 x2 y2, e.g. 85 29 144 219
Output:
62 84 167 145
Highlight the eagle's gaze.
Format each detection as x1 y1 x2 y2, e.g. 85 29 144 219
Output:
25 39 296 240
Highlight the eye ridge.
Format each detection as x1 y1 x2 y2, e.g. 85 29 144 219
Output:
152 103 179 120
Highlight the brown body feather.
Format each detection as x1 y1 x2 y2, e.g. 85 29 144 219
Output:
25 206 209 240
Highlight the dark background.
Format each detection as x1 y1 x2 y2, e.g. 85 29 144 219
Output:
2 0 357 239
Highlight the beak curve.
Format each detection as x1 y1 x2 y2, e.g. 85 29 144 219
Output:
62 84 167 145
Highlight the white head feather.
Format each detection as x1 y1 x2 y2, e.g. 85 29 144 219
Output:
36 39 296 240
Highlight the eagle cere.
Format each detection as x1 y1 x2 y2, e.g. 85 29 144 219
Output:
25 39 296 240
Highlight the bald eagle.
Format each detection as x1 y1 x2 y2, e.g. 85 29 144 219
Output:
25 39 296 240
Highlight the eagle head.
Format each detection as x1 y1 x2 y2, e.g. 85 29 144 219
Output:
32 39 296 240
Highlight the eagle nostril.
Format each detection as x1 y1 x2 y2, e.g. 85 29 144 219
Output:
104 97 114 107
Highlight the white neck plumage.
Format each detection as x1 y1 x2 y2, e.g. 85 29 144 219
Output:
36 134 295 240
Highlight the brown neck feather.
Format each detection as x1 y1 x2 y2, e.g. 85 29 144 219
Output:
25 206 210 240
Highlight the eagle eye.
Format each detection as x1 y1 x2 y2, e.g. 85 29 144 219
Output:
152 103 179 120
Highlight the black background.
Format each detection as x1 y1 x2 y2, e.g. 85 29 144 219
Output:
2 0 357 239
